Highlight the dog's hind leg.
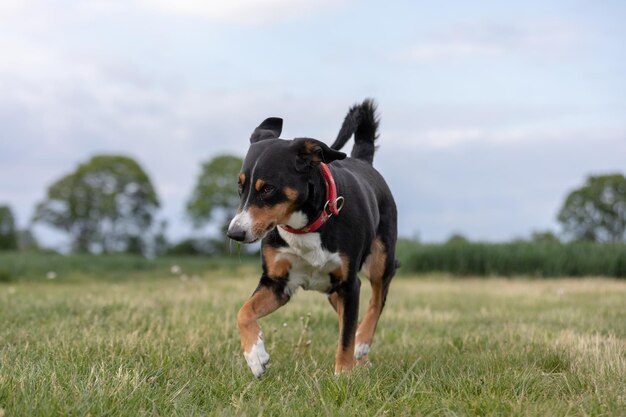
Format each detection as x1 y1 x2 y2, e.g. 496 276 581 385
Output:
334 277 360 374
237 281 289 378
356 238 396 364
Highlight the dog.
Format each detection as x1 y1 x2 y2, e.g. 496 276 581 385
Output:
227 99 398 377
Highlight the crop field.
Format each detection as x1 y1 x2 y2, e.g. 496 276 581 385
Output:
0 258 625 416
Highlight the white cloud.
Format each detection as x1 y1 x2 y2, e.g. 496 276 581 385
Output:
401 42 500 62
0 0 623 247
0 33 351 242
376 130 626 242
396 21 582 63
0 0 347 26
384 125 626 150
0 0 22 16
140 0 346 25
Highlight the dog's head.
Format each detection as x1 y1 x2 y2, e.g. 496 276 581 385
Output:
227 117 346 243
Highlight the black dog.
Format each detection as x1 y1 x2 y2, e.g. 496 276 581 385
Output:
228 99 398 377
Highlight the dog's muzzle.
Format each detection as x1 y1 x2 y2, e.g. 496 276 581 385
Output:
227 211 256 243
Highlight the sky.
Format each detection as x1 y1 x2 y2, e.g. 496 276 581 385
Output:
1 0 625 248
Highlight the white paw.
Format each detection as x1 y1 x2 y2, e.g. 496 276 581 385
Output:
243 334 270 378
354 343 370 360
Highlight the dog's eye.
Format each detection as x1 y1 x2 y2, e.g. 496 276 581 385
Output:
237 182 243 196
260 184 275 197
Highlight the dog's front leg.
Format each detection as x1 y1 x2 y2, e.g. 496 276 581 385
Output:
237 282 289 378
334 278 360 374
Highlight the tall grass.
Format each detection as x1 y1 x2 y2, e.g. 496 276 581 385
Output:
399 240 626 278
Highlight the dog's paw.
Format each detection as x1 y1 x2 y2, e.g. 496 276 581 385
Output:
243 335 270 378
334 363 354 375
354 343 370 360
356 355 372 366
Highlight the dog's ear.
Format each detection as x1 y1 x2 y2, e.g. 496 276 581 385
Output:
293 138 346 168
250 117 283 143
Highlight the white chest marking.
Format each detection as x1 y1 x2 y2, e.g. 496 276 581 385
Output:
277 221 342 296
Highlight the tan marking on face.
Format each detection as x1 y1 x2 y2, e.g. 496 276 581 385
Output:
283 186 298 201
330 254 350 282
263 246 292 278
255 179 266 192
248 201 295 237
237 286 283 352
239 173 246 185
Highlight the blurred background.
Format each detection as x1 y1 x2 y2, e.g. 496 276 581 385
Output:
1 0 625 276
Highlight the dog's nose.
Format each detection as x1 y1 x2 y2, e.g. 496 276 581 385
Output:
227 227 247 242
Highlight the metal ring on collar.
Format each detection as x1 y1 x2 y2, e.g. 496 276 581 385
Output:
333 196 345 213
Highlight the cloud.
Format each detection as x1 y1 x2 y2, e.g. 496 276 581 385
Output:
399 42 500 62
1 28 620 246
140 0 346 25
0 0 623 248
383 126 626 150
0 32 353 245
396 21 583 63
0 0 22 16
0 0 348 26
375 130 626 242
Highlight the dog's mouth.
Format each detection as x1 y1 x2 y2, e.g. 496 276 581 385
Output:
248 222 277 244
230 234 258 244
242 237 259 244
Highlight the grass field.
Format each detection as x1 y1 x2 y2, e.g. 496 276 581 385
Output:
1 261 625 416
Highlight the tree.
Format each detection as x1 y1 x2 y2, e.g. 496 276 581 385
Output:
557 173 626 243
17 229 39 252
151 220 169 256
0 205 18 250
186 155 243 253
33 155 160 253
166 238 209 256
446 233 469 245
530 230 560 244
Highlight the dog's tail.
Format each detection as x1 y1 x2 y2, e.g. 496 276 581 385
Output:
330 98 379 165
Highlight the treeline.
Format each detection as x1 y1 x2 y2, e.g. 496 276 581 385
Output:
0 153 244 256
397 240 626 278
2 151 626 265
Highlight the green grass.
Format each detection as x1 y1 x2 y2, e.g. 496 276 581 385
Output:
0 260 625 416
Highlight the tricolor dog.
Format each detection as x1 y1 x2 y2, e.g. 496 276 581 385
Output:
228 99 399 377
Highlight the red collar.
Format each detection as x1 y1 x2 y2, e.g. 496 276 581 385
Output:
280 162 344 234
